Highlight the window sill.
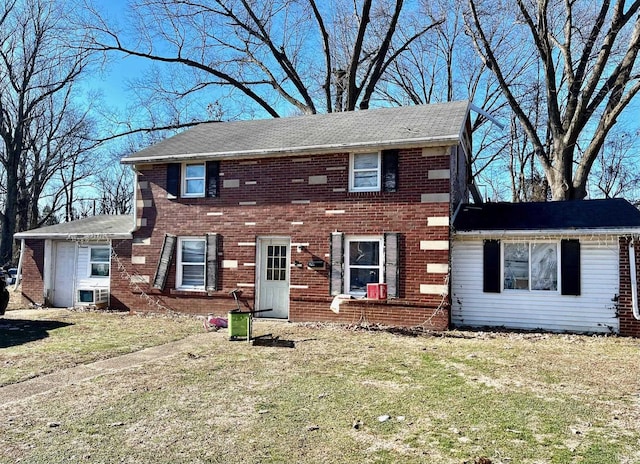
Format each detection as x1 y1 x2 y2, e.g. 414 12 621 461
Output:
346 190 395 199
171 288 208 296
339 298 433 309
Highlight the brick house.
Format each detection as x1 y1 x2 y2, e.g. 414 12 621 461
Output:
108 101 473 329
11 101 640 336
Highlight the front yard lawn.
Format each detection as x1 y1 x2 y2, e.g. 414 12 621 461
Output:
1 309 638 463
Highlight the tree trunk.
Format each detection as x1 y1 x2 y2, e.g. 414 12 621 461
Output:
0 152 19 265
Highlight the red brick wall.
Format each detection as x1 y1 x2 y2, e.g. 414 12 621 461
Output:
21 239 45 306
109 148 461 328
618 237 640 337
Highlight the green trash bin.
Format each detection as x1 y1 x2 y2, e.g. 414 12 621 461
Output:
228 311 251 341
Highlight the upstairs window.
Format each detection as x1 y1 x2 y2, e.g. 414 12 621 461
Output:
350 152 381 192
182 163 206 197
90 247 110 277
166 161 220 199
349 150 398 193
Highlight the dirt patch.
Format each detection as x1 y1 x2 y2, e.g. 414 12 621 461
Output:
5 284 24 311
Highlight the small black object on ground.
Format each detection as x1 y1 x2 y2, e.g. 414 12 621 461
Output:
251 334 295 348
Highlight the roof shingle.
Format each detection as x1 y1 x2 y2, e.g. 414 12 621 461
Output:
14 215 133 239
453 198 640 232
122 101 469 163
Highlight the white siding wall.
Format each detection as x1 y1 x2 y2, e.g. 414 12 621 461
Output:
75 243 110 305
451 237 620 334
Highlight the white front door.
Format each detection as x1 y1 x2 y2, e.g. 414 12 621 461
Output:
53 242 76 307
256 237 290 319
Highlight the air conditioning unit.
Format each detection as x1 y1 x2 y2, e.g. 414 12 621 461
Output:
78 288 109 305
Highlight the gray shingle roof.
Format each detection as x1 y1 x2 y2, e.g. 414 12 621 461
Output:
453 198 640 232
122 101 470 164
14 215 134 239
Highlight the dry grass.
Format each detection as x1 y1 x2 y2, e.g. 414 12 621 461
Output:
1 310 639 463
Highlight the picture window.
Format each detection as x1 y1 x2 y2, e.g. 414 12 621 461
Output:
503 242 558 291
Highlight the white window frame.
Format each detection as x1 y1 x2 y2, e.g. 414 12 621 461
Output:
349 152 381 192
176 237 206 290
181 162 206 198
89 246 110 278
502 241 560 292
344 235 384 296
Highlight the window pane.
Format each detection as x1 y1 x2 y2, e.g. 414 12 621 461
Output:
182 240 205 263
531 243 558 290
185 179 204 195
349 268 379 292
266 245 287 281
182 264 204 286
354 153 379 169
91 248 110 262
504 243 528 290
185 164 205 178
354 171 378 188
349 241 380 266
91 263 110 277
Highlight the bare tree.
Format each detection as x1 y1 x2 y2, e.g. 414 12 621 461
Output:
0 0 93 264
80 0 443 125
96 160 133 215
466 0 640 200
591 129 640 199
20 91 97 229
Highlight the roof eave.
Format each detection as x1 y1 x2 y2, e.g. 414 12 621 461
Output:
453 227 640 237
121 135 461 165
14 232 133 240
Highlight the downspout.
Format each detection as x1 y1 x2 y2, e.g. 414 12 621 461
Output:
13 239 25 292
628 238 640 320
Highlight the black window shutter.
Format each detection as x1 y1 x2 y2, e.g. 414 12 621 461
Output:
206 233 219 292
166 164 181 198
382 150 399 192
329 232 344 295
561 239 581 295
206 161 220 198
483 240 501 293
384 232 400 298
152 234 176 290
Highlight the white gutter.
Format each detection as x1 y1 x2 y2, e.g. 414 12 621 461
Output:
453 228 640 238
629 239 640 320
13 239 25 291
13 232 133 240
